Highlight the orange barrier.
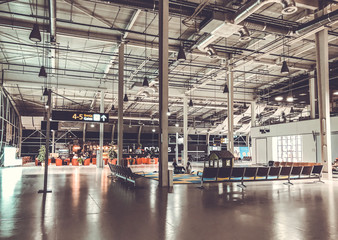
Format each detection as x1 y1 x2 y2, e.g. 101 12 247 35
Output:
274 161 319 167
84 159 90 166
65 158 70 165
153 158 158 164
55 158 63 166
104 158 108 165
92 158 96 165
72 158 79 166
136 158 142 164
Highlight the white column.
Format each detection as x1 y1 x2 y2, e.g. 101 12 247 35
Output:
183 95 188 166
227 61 234 154
309 77 316 119
315 27 332 178
158 0 169 187
206 132 210 155
97 91 104 168
251 101 256 127
51 130 55 154
175 132 179 162
118 42 124 165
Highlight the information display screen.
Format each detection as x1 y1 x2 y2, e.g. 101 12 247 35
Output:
52 111 109 123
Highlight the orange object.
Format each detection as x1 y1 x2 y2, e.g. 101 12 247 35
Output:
92 158 96 164
136 158 142 164
72 158 79 166
56 158 62 166
104 158 108 165
84 159 90 165
154 158 158 164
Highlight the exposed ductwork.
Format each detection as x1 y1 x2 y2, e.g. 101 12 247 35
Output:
196 0 298 52
295 9 338 35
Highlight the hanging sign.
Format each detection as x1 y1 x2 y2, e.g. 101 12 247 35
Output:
52 111 109 123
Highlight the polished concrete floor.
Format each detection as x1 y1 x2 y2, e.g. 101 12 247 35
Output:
1 165 338 240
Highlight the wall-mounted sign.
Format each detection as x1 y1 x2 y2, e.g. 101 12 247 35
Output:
52 111 109 123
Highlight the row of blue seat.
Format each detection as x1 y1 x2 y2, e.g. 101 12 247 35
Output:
197 165 324 188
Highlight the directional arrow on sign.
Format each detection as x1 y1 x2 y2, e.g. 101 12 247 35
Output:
101 115 107 121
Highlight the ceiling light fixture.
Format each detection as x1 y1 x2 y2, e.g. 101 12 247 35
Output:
39 66 47 78
123 94 129 102
152 128 156 133
43 88 49 96
281 0 298 15
275 96 283 101
189 99 193 107
333 90 338 96
287 95 294 102
167 108 171 116
29 24 41 42
175 123 179 127
281 61 289 73
290 107 294 113
223 84 229 93
90 124 95 128
142 76 149 87
239 26 251 42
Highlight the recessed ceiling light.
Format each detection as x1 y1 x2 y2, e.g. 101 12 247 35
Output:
334 91 338 96
275 96 283 101
175 123 179 127
299 93 307 96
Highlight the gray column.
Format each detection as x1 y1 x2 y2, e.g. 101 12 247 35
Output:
315 28 332 178
227 62 234 154
206 132 210 155
51 130 55 154
118 42 124 165
309 76 316 119
97 91 104 168
158 0 169 187
83 123 86 144
38 89 52 193
175 132 179 162
251 101 256 127
183 95 188 166
111 123 115 144
138 125 142 146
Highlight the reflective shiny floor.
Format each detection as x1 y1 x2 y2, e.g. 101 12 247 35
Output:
1 166 338 240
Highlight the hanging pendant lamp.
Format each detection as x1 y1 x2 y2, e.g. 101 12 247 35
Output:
290 107 294 113
142 76 149 87
43 88 48 96
223 84 229 93
177 45 186 62
39 66 47 78
29 23 41 42
123 94 129 102
189 99 193 107
111 105 115 111
281 60 289 73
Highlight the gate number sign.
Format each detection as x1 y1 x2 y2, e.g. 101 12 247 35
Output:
52 111 109 123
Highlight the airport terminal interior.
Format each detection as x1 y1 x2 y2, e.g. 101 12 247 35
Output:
1 0 338 239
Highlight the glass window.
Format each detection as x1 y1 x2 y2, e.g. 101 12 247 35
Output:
277 135 303 162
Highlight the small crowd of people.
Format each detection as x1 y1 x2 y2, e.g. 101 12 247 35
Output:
172 159 193 174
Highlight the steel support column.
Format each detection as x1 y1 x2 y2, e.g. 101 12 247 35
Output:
175 132 179 162
51 130 55 154
158 0 169 187
83 123 86 144
227 62 234 154
315 28 332 178
118 43 124 165
97 91 104 168
309 77 316 119
38 89 52 193
206 132 210 155
251 101 256 127
183 95 188 166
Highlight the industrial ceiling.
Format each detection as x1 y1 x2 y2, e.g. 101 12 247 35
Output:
1 0 338 135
